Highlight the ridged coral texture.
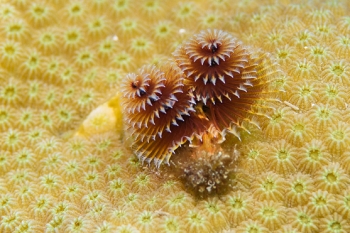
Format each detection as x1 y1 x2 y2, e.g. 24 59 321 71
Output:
0 0 349 232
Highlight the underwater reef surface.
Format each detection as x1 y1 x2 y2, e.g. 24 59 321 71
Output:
0 0 350 232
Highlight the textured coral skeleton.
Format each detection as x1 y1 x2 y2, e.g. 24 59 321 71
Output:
0 0 350 232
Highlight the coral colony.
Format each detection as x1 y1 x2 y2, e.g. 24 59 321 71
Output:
121 29 279 196
2 0 350 232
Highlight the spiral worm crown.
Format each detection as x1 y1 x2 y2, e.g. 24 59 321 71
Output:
132 62 197 142
121 65 165 129
122 29 278 167
122 62 209 167
173 29 258 104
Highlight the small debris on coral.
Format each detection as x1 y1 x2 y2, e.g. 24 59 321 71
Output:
176 148 239 198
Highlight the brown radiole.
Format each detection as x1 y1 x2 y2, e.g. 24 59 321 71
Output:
121 29 278 171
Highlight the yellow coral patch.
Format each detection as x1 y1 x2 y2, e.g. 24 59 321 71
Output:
75 92 123 138
1 0 350 232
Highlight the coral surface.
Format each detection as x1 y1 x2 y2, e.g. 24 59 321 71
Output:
0 0 350 232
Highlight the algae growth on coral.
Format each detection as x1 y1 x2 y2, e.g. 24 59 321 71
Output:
0 0 350 232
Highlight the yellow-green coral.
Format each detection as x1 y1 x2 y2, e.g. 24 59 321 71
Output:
0 0 350 232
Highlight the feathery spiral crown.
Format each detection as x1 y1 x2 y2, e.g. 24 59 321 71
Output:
122 62 209 167
122 29 278 167
173 29 258 104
